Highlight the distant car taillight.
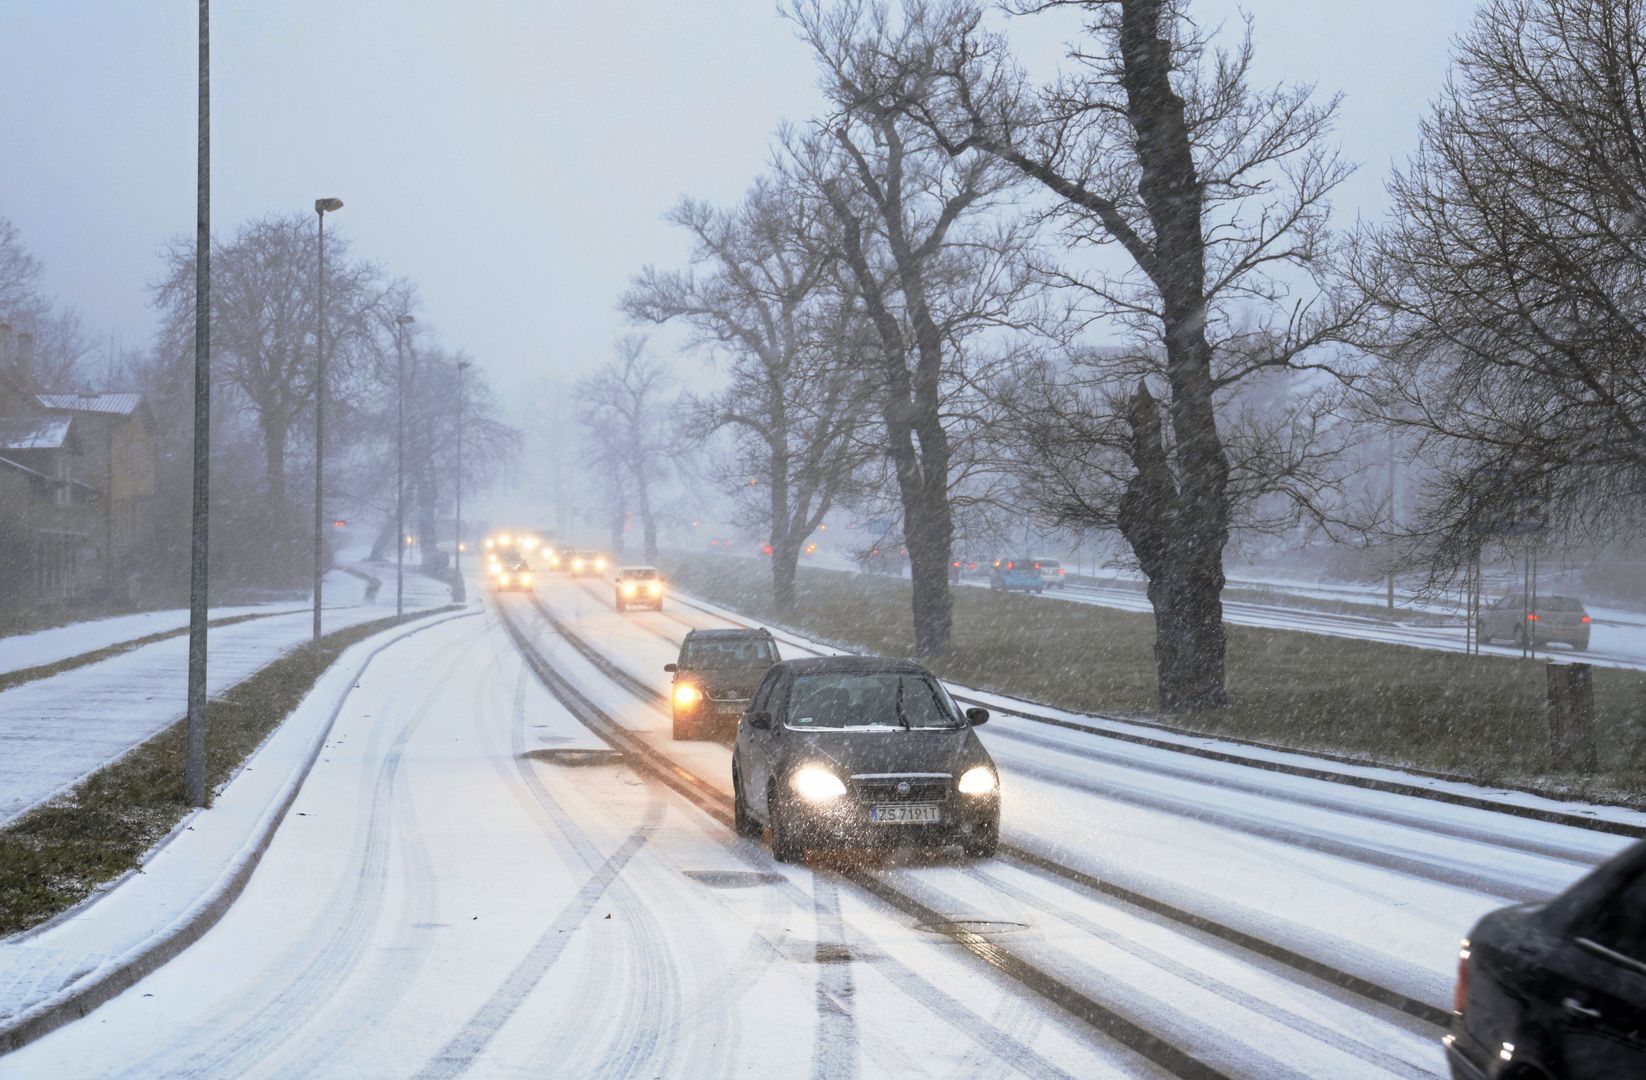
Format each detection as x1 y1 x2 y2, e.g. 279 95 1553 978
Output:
1526 613 1539 621
1581 615 1591 623
1453 939 1471 1014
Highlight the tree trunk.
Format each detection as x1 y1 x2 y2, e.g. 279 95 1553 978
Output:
1113 0 1231 710
771 534 801 614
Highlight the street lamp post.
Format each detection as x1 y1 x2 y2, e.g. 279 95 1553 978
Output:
185 0 211 807
393 313 414 620
312 196 342 642
455 359 471 602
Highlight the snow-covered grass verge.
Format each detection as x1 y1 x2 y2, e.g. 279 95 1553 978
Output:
665 554 1646 807
0 611 279 694
0 606 458 938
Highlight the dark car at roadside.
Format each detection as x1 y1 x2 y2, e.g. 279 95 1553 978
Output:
665 628 781 740
730 656 1000 861
1446 839 1645 1079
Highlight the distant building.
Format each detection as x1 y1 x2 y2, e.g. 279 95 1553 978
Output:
0 326 158 605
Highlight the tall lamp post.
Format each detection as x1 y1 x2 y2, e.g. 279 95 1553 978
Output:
312 196 343 642
393 314 415 620
455 359 471 602
185 0 211 807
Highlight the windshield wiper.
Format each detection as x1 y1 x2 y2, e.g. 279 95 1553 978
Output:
894 678 910 731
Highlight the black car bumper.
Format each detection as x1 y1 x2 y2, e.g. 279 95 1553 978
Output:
1443 1033 1490 1080
783 794 999 849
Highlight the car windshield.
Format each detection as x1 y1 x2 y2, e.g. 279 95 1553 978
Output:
785 673 963 730
682 638 777 667
620 569 657 580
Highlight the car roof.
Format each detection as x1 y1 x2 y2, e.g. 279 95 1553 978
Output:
617 565 658 572
684 627 773 640
775 655 933 677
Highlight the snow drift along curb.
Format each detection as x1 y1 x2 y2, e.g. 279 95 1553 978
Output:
0 606 479 1056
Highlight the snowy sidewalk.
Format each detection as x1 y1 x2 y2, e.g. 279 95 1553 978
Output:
0 567 450 828
0 610 477 1051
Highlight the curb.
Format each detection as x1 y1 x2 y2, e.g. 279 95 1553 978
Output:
0 605 479 1056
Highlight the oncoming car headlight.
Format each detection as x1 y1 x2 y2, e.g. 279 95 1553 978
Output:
621 582 636 596
790 765 847 802
673 683 702 708
520 573 533 586
957 766 998 796
498 574 511 586
648 581 662 595
594 557 608 572
572 559 585 572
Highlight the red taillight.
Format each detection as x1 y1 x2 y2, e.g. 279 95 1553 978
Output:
1453 940 1471 1014
1033 562 1041 569
952 561 961 568
1526 613 1539 621
1581 615 1591 623
1058 568 1065 575
1006 561 1014 569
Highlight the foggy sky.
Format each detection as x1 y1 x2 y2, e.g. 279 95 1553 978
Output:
2 1 1476 405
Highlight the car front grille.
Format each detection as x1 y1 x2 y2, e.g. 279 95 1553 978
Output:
705 689 748 702
851 775 950 803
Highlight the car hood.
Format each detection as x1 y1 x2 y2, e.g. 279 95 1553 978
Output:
776 726 992 777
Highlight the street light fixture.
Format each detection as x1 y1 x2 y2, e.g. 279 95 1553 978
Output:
455 359 471 602
312 196 342 642
393 313 414 620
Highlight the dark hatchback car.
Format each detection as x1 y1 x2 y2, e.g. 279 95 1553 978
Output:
730 656 1000 861
665 628 781 740
1447 839 1646 1079
1478 594 1592 651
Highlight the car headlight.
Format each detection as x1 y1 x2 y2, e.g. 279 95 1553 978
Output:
648 582 662 595
957 766 998 796
594 558 607 571
622 583 636 595
572 559 584 571
791 765 847 802
521 574 533 585
673 683 702 708
499 574 511 586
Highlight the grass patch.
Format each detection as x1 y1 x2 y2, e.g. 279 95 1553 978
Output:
666 555 1646 806
0 607 456 938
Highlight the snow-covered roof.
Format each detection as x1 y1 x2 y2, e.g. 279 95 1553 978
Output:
0 416 73 450
35 392 144 416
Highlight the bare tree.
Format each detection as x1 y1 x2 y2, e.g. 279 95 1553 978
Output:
1353 0 1646 573
902 0 1356 708
154 213 383 572
786 1 1040 654
625 178 878 611
575 337 676 561
0 215 93 389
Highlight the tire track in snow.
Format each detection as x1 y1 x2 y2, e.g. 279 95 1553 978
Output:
413 653 672 1077
810 874 859 1080
114 626 487 1080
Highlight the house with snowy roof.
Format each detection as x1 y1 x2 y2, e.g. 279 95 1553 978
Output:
0 325 157 605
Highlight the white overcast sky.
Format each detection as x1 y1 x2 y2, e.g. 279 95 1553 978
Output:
1 0 1477 403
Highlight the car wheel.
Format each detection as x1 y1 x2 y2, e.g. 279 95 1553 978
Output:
769 787 804 863
963 825 999 859
732 765 761 839
1476 621 1490 644
1573 637 1590 652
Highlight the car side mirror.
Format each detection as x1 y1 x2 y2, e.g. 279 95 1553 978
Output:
664 663 678 673
748 710 773 731
965 706 990 726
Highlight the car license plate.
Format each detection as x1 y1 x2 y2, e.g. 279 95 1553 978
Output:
871 804 942 825
716 702 743 716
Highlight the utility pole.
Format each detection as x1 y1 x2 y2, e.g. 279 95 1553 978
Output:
185 0 211 808
311 197 342 641
393 314 414 620
455 359 471 601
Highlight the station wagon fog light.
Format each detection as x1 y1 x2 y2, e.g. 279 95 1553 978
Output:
673 683 702 708
622 583 637 596
958 767 998 795
791 765 847 802
648 582 662 595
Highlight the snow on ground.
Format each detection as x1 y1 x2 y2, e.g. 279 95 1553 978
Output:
0 573 444 829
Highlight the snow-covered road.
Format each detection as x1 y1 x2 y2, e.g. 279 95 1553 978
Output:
5 572 1635 1077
